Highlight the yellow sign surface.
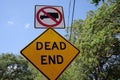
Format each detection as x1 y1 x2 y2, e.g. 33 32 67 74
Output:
21 28 80 80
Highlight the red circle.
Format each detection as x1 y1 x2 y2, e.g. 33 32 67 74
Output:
36 6 63 28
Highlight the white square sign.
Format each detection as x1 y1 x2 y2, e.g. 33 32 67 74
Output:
35 5 65 29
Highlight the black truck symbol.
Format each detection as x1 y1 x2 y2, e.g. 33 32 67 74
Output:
40 12 59 20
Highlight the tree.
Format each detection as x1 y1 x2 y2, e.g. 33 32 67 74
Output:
90 0 120 5
90 0 104 5
0 53 34 80
63 1 120 80
83 1 119 80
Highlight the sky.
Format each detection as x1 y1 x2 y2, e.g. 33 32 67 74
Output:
0 0 97 54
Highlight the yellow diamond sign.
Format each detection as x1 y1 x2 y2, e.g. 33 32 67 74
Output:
21 28 80 80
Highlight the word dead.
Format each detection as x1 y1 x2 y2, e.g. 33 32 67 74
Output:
36 42 66 50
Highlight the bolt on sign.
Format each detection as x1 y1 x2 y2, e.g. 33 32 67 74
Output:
21 28 80 80
34 5 65 29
